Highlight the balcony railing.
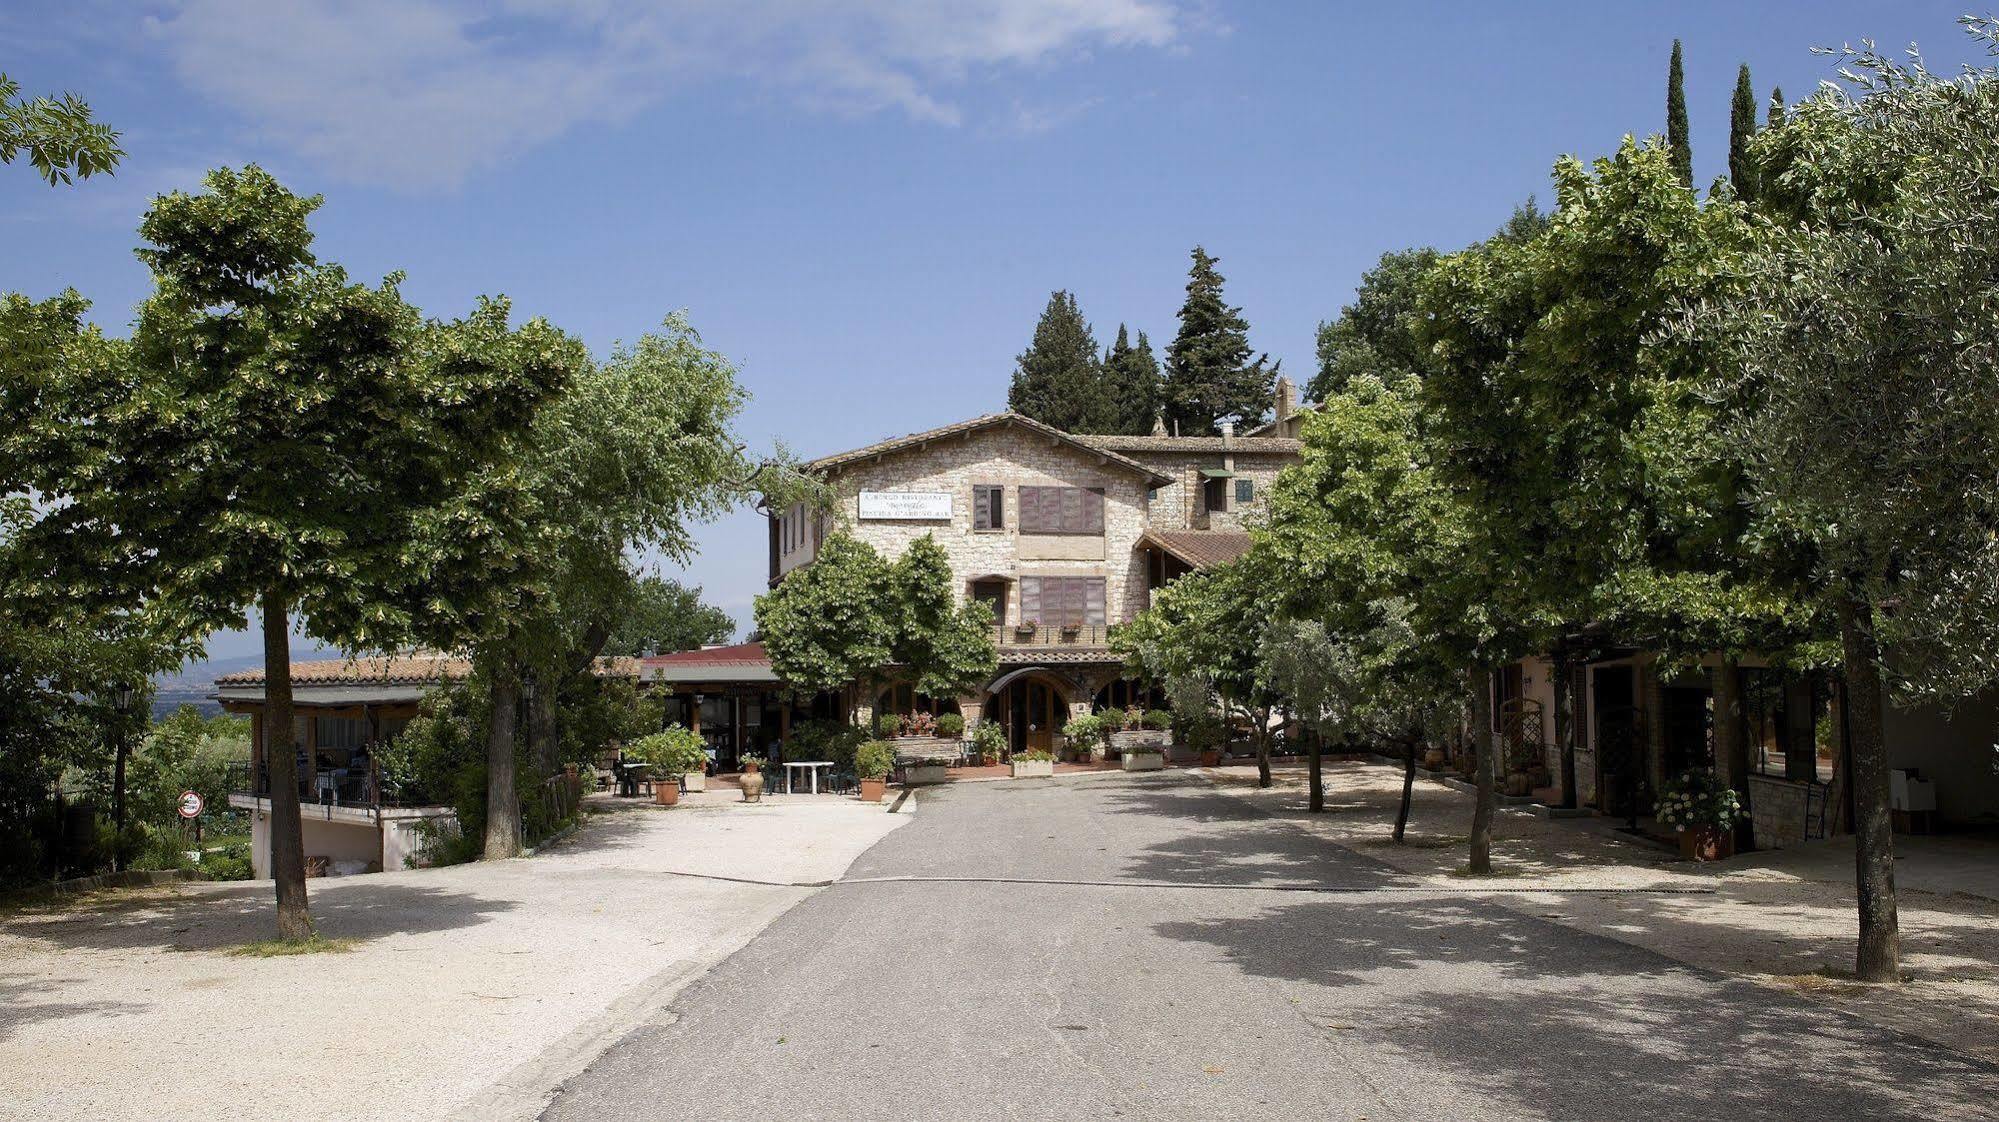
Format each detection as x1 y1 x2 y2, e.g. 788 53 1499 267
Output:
229 759 395 811
1001 623 1113 647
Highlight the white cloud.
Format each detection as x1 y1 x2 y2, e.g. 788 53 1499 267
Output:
147 0 1185 189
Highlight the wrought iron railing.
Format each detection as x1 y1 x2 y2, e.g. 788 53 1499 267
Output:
229 759 389 810
1000 623 1113 647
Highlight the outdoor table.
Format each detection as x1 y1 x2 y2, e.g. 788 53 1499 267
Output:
784 760 833 795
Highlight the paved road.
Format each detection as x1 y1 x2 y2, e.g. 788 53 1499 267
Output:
544 772 1999 1121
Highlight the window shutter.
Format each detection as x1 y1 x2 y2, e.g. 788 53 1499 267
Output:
1084 489 1104 533
1084 578 1106 625
1018 487 1042 533
1021 577 1042 623
1060 488 1083 532
973 486 992 530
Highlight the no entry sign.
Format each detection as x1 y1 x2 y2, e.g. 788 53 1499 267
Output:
177 790 204 819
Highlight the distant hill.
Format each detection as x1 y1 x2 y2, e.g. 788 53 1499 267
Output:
150 649 329 719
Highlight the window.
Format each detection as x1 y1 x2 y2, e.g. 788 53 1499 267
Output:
314 716 368 751
1202 476 1228 513
973 484 1005 531
1019 576 1106 628
1017 486 1104 535
1235 478 1255 505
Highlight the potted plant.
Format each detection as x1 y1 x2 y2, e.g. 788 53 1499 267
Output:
1060 621 1081 639
875 712 905 739
936 712 966 740
972 720 1006 766
1106 707 1171 760
738 752 767 802
627 727 707 807
1015 618 1040 640
1061 713 1104 762
1654 769 1745 861
1186 714 1225 767
857 739 896 802
1011 748 1054 778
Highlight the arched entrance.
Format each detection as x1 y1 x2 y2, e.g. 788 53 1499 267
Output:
987 668 1071 756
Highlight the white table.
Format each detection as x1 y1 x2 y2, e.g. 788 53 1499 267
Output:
784 760 833 794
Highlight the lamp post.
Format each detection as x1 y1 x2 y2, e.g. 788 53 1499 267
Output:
111 682 134 871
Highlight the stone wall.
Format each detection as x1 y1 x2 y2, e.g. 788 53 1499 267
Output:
1748 774 1815 849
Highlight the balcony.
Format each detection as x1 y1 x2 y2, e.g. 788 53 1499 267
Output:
228 759 399 812
1000 623 1113 648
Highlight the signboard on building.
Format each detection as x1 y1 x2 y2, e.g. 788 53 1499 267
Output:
858 491 953 520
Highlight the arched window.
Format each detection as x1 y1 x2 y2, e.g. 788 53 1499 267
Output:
1092 679 1163 713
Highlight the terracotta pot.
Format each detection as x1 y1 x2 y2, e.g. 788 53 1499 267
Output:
1422 747 1447 771
859 778 886 803
1198 750 1221 767
1678 824 1731 862
742 759 761 774
655 781 680 807
740 769 765 802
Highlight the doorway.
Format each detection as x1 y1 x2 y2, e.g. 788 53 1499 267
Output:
994 677 1066 755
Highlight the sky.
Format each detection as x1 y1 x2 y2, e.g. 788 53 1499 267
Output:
4 1 1993 663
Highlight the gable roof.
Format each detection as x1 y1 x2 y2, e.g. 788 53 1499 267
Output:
808 412 1173 486
1078 434 1302 455
1138 529 1254 571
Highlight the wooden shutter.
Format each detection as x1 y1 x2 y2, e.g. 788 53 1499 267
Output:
973 486 992 530
1020 577 1043 623
1084 578 1106 625
1018 487 1046 533
1059 488 1084 532
1084 488 1104 534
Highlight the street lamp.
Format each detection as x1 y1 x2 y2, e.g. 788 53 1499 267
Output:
110 682 134 872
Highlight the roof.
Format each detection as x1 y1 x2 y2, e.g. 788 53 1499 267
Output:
1076 434 1302 455
808 413 1173 486
1138 529 1254 571
639 642 778 684
641 642 770 667
213 654 639 688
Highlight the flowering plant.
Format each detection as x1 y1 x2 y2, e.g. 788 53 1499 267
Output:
1653 769 1745 831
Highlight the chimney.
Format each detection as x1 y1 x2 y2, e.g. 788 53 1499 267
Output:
1275 376 1297 423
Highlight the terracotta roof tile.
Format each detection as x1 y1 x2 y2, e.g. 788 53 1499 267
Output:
1078 434 1302 454
641 643 770 667
1138 529 1253 570
214 654 638 687
808 413 1172 485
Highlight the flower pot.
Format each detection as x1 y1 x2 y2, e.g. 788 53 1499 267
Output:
1678 824 1732 862
655 781 680 806
1121 751 1165 772
904 763 949 786
859 777 887 803
682 770 707 793
1011 759 1054 778
1197 750 1221 767
1422 747 1447 771
740 769 764 802
1504 769 1534 797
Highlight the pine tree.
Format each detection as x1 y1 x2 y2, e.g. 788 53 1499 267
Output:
1729 63 1758 201
1667 39 1693 187
1161 247 1275 435
1098 325 1163 435
1768 86 1785 128
1006 291 1103 432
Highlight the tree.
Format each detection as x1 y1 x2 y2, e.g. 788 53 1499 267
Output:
1306 247 1439 403
1768 86 1785 127
1667 39 1693 186
602 575 735 657
1692 27 1999 980
1730 63 1759 200
756 532 995 712
1007 291 1104 432
0 72 120 185
5 167 573 938
1160 247 1276 435
1098 325 1163 434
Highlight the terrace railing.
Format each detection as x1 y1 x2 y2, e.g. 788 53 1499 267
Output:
1000 623 1113 648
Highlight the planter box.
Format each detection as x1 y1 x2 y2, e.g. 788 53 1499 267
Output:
682 770 706 793
904 763 950 786
1121 751 1165 772
1110 729 1170 753
1011 759 1054 778
890 736 961 763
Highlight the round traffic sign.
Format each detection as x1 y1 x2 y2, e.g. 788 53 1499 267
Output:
177 790 204 819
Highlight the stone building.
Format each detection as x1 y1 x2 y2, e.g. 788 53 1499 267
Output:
769 409 1302 755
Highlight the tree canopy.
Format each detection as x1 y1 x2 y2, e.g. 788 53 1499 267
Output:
0 71 121 185
1161 246 1276 435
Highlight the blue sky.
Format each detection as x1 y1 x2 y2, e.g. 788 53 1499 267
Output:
4 1 1991 662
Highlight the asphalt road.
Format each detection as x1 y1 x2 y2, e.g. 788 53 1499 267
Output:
543 772 1999 1121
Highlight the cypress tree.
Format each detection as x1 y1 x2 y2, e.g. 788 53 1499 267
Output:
1161 246 1276 435
1729 63 1758 201
1667 39 1693 187
1768 86 1785 127
1099 325 1163 435
1006 290 1104 432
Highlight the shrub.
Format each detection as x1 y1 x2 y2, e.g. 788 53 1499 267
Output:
199 843 253 881
1142 709 1174 731
628 726 708 776
1016 749 1054 763
1184 714 1225 752
972 720 1006 762
856 740 897 780
1061 714 1103 751
1654 769 1746 832
1094 708 1129 731
791 719 865 772
875 713 904 738
935 713 966 739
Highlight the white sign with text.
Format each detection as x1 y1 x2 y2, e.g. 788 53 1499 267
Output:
858 491 953 520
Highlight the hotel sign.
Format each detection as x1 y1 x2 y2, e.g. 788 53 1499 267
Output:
858 491 953 520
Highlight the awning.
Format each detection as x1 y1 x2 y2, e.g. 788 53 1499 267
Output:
985 666 1057 695
1197 467 1235 479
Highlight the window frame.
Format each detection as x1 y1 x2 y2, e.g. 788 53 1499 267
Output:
1016 485 1105 536
1018 575 1108 628
973 484 1006 532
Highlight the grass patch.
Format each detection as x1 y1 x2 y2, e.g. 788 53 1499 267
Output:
226 935 360 957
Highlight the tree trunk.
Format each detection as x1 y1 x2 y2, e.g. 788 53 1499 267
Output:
1395 740 1417 843
1554 650 1578 809
484 656 523 860
110 719 129 872
1468 667 1497 875
1712 655 1752 850
1254 705 1272 788
1307 727 1324 812
1838 595 1900 982
262 588 314 941
528 668 559 781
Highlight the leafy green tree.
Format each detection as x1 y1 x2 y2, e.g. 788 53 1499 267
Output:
1098 325 1163 434
1693 29 1999 980
1007 291 1104 432
0 72 120 184
4 167 572 937
887 535 998 699
1730 63 1759 200
1667 39 1693 186
1305 247 1439 403
1161 247 1277 435
602 575 735 656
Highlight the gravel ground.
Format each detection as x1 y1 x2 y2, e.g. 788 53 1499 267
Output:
545 771 1999 1121
0 794 905 1122
1205 760 1999 1066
